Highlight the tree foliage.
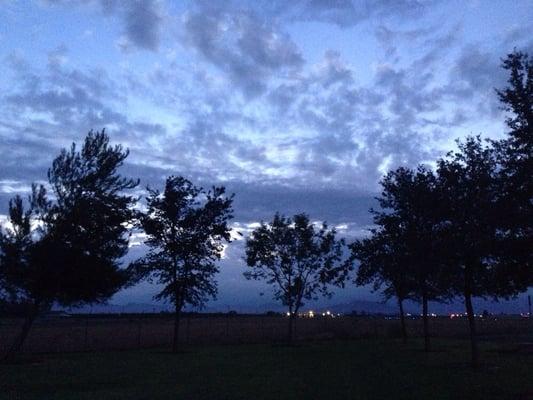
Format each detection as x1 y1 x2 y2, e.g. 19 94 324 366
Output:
0 130 137 306
0 130 138 357
436 136 502 366
374 166 448 299
245 213 347 343
496 51 532 149
493 51 532 286
364 166 449 349
438 137 506 296
130 176 234 351
352 227 412 303
351 224 413 341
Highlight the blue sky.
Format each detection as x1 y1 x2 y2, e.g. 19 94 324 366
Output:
0 0 531 312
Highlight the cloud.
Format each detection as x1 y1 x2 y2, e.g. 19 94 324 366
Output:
182 2 304 98
0 52 167 210
41 0 164 51
121 0 163 51
1 7 525 229
267 0 435 28
3 0 532 309
259 48 446 191
2 7 513 222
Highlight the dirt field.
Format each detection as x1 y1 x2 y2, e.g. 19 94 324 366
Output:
1 314 532 354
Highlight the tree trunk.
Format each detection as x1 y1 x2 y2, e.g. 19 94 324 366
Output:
287 304 294 345
172 301 182 353
422 294 430 352
171 260 181 354
3 303 39 362
398 298 407 343
288 314 295 345
464 270 478 367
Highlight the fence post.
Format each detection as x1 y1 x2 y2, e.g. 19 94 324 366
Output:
226 314 230 341
83 316 89 352
137 318 142 349
186 315 190 345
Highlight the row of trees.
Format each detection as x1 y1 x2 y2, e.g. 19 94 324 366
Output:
351 51 532 366
0 51 531 365
0 139 236 357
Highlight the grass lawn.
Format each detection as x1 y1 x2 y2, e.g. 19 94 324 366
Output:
1 339 531 400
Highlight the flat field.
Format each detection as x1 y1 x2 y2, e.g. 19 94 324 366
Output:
1 338 532 400
1 315 532 353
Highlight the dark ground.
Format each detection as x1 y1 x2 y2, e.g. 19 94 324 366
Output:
2 315 532 353
1 338 532 400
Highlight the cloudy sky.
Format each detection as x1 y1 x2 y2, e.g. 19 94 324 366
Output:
0 0 531 312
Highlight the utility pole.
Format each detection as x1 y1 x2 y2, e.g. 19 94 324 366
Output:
528 295 531 318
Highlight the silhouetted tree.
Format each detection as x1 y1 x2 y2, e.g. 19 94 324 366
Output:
496 51 532 152
244 213 347 345
372 166 449 351
0 130 138 360
351 223 414 343
493 50 532 287
130 176 234 353
437 136 501 367
0 193 41 326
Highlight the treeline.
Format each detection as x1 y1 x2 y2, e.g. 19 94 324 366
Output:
351 51 532 366
0 51 531 365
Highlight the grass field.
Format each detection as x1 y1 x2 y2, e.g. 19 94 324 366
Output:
2 315 532 353
1 339 532 400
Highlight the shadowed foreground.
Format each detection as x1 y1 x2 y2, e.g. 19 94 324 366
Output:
1 339 531 400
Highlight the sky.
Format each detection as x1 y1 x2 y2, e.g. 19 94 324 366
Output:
0 0 532 313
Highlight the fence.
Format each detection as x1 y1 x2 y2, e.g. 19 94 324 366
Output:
1 314 532 354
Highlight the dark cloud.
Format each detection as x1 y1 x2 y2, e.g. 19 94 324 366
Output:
5 56 124 131
499 25 533 51
122 0 163 51
183 2 304 98
449 45 507 118
0 54 166 213
226 181 376 224
0 51 278 214
41 0 164 51
455 46 499 91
